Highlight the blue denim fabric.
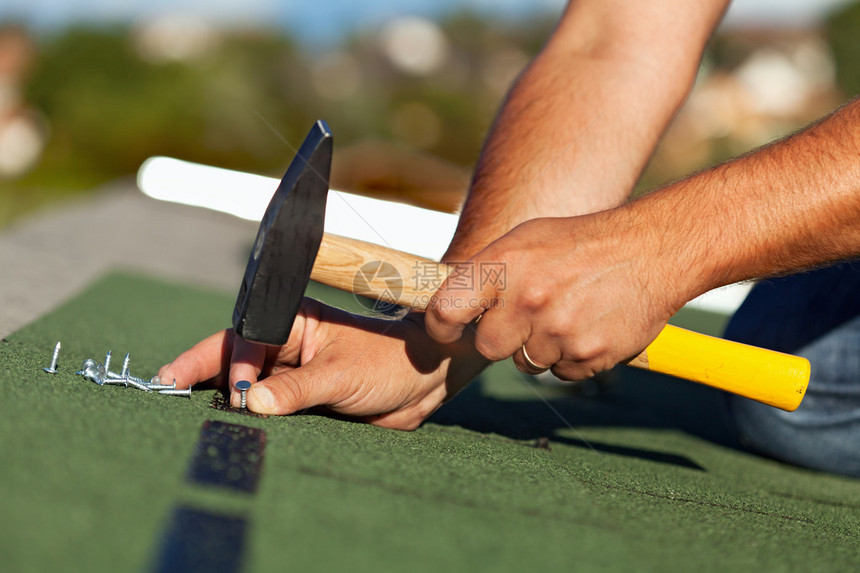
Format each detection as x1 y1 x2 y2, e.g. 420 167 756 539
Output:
724 263 860 477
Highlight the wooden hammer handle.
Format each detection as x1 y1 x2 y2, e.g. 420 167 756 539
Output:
312 233 451 308
311 233 810 411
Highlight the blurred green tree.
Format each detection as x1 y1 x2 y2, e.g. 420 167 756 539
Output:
25 26 306 183
1 13 558 225
825 0 860 96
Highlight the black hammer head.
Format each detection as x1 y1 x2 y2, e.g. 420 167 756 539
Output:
232 120 332 345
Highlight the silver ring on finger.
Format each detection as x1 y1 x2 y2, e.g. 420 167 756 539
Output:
521 344 549 373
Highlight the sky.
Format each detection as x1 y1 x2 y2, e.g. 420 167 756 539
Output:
0 0 856 44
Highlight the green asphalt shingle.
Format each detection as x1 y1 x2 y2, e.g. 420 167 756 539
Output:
1 273 858 572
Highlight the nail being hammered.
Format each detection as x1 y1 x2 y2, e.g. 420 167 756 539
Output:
236 380 251 410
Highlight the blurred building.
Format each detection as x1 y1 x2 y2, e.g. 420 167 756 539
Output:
331 139 469 213
646 28 842 185
132 13 220 63
1 10 851 220
0 26 46 179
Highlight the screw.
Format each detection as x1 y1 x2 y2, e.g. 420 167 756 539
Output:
120 353 130 379
42 341 61 373
147 378 177 391
77 360 106 385
104 351 112 375
159 387 191 397
75 358 97 376
235 380 251 410
107 370 149 385
125 377 153 392
103 376 152 392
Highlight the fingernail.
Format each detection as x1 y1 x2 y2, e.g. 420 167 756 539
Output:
250 385 275 411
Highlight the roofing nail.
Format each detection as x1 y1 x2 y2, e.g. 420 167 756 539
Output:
235 380 251 410
159 387 191 397
147 375 176 390
120 353 130 379
42 341 61 374
80 361 106 385
75 358 97 376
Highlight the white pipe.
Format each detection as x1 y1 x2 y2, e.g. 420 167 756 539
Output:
136 156 750 315
137 156 459 261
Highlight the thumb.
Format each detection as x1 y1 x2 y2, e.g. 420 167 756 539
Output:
425 262 494 344
246 356 345 415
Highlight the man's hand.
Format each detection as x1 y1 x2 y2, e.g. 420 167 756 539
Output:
158 299 488 429
426 210 688 381
427 98 860 381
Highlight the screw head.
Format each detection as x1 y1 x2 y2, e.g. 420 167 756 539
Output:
235 380 251 410
74 359 106 384
81 363 106 385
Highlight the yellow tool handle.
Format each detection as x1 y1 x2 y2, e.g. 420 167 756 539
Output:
627 325 809 411
311 233 810 411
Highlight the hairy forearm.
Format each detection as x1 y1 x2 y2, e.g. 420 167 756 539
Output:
443 0 729 261
633 98 860 306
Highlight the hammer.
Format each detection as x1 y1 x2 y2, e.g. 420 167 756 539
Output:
233 121 810 411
